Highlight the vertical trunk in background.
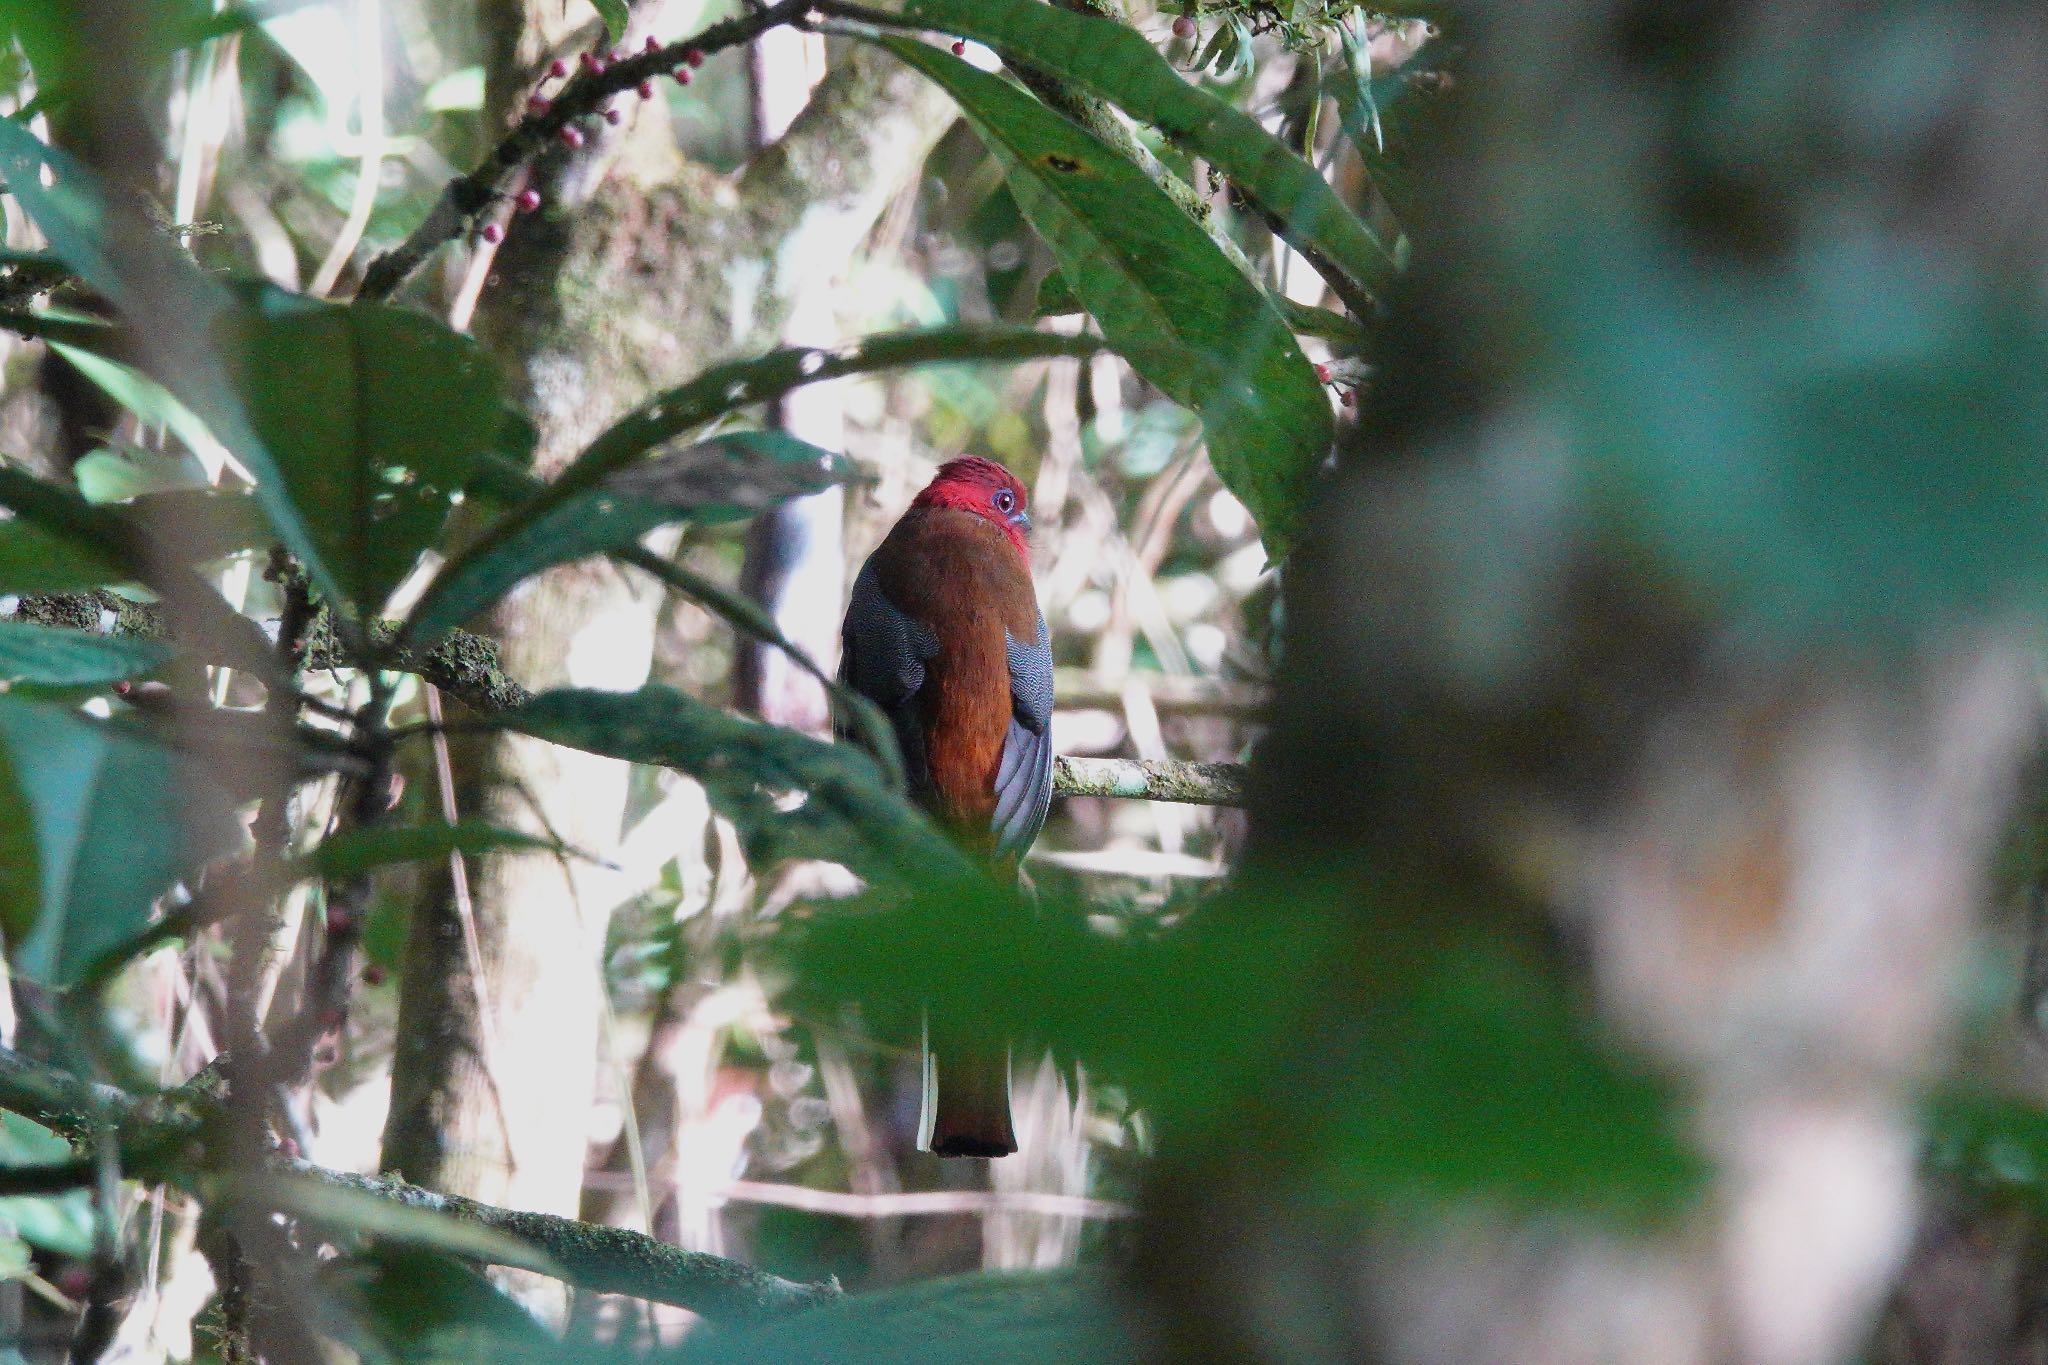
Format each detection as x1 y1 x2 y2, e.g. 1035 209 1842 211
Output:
735 27 841 735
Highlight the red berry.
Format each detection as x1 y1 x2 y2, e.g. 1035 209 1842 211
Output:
590 53 607 73
951 39 966 54
548 57 569 78
1314 362 1332 383
517 188 542 212
683 46 705 67
672 66 692 84
604 105 623 125
1173 14 1197 38
637 79 654 98
364 963 389 986
480 221 503 243
559 124 585 148
644 35 660 53
526 93 550 113
579 51 597 70
1340 387 1357 408
279 1136 301 1159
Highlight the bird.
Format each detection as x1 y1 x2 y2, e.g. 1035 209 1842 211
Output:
838 456 1054 1157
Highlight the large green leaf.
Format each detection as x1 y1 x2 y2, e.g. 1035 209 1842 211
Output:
880 39 1331 555
0 467 275 669
676 1271 1135 1365
218 285 506 617
405 431 858 643
0 621 168 684
0 1113 92 1259
435 328 1101 628
0 523 126 593
506 686 972 885
317 1248 566 1365
0 697 241 986
887 0 1396 302
0 117 344 607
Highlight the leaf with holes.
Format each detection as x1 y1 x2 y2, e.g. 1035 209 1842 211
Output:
879 40 1330 555
893 0 1395 303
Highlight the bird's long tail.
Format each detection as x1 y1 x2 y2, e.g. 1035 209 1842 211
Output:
919 1017 1016 1158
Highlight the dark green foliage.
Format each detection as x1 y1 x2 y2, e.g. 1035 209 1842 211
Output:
0 697 240 986
895 0 1395 297
671 1271 1137 1365
215 284 507 617
880 39 1330 556
0 621 169 684
506 686 977 886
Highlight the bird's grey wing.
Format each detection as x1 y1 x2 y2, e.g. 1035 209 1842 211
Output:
992 612 1054 859
839 560 939 795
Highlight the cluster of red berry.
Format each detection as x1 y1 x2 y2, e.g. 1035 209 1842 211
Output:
1313 362 1358 408
476 36 711 242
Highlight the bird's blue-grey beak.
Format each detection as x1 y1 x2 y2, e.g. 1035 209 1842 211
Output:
1010 509 1033 534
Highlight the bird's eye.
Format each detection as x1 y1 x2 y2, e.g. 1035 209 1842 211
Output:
993 487 1015 514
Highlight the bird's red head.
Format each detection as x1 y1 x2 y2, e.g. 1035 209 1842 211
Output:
912 456 1033 562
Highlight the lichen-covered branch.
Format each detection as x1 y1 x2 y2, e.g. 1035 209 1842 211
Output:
4 592 528 714
281 1160 839 1320
1052 755 1247 806
0 1044 836 1324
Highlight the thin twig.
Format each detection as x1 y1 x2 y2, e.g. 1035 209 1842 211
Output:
355 0 813 303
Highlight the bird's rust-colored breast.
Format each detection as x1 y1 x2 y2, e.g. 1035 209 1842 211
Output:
866 507 1039 851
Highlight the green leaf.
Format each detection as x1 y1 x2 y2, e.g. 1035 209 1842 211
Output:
0 461 136 591
0 621 169 684
0 1113 92 1258
1924 1089 2048 1209
609 546 904 790
304 822 582 881
894 0 1396 300
676 1271 1135 1365
432 328 1101 641
878 40 1330 554
0 697 242 986
587 0 630 43
406 431 857 642
506 686 971 884
317 1247 565 1365
0 523 127 593
218 285 507 617
0 117 345 607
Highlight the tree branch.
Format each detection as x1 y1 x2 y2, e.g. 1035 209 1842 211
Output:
0 1044 837 1323
1052 755 1246 806
356 0 813 304
4 596 1250 804
280 1159 839 1320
